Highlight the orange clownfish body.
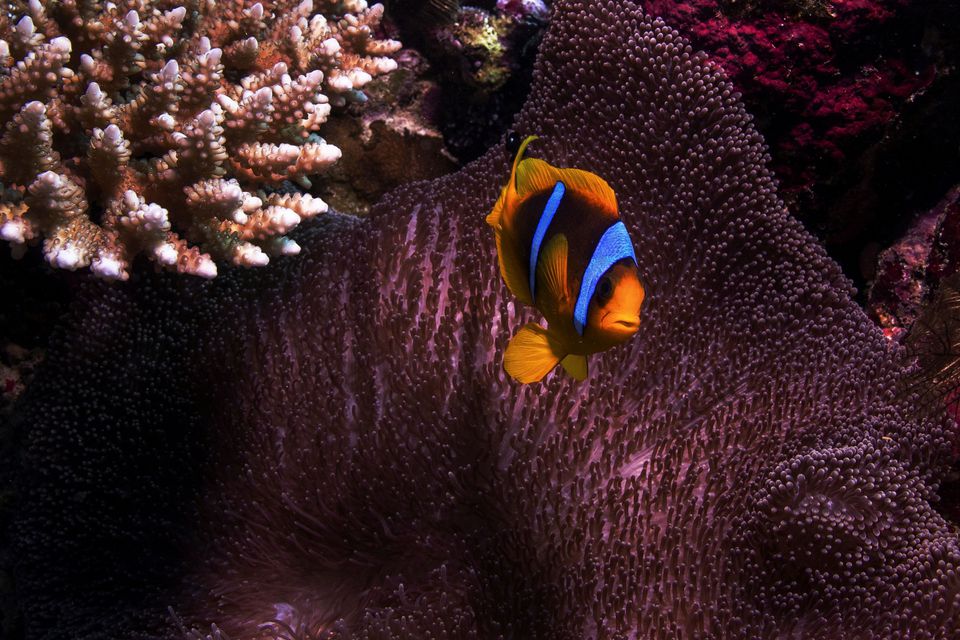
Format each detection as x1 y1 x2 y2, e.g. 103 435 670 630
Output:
486 134 645 384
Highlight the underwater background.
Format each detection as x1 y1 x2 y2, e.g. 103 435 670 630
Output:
2 0 960 637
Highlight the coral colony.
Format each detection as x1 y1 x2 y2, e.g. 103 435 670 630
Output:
5 1 960 640
0 0 400 280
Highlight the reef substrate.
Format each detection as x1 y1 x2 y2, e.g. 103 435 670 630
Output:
7 0 960 638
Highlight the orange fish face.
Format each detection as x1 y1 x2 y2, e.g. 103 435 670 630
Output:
585 261 645 348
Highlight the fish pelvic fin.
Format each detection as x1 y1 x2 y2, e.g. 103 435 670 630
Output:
504 322 564 384
535 232 571 314
560 354 588 381
486 135 540 228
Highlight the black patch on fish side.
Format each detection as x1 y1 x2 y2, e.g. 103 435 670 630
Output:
511 189 620 305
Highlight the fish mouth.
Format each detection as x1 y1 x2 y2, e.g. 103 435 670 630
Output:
602 312 641 334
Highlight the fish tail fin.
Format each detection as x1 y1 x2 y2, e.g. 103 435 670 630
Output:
560 354 588 381
504 322 563 384
486 135 539 228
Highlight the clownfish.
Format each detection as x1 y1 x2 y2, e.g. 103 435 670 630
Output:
486 133 645 384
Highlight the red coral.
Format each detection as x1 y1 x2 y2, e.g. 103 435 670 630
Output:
639 0 936 240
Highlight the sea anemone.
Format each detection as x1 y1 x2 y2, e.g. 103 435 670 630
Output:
9 0 960 637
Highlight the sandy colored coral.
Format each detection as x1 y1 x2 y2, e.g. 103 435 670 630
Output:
0 0 400 279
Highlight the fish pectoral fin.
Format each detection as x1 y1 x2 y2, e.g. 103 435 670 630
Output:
504 323 564 384
536 232 570 310
560 354 588 381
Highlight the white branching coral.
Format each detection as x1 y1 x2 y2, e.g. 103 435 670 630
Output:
0 0 400 279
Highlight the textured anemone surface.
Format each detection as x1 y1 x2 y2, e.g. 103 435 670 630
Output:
9 0 960 638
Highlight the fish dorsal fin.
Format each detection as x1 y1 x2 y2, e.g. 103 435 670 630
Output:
535 232 570 312
487 135 539 305
517 158 618 220
504 323 564 384
560 354 588 381
515 157 564 200
486 135 539 228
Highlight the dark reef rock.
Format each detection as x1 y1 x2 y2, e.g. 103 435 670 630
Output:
868 185 960 340
386 0 548 163
0 252 70 414
8 0 960 638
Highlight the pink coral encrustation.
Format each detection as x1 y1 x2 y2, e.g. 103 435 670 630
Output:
0 0 401 279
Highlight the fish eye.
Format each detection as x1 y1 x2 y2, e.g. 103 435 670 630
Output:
596 276 614 305
506 131 522 154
